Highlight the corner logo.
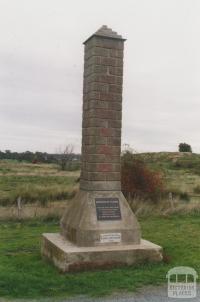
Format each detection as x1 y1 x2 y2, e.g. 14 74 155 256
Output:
166 266 198 298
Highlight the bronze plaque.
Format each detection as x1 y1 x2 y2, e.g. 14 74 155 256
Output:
95 198 121 221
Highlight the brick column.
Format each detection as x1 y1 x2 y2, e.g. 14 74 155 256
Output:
42 27 162 269
80 25 125 191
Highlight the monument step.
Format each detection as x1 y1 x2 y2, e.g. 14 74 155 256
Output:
41 233 163 272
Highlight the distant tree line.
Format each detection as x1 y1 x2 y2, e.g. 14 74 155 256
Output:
0 149 81 165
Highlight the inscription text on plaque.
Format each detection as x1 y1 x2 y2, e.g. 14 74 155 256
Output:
95 198 121 221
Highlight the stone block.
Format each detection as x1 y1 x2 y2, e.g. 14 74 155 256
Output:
41 234 163 273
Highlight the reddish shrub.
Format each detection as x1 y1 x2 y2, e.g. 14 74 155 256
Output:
121 152 164 202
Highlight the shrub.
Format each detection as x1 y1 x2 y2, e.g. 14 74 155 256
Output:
179 192 190 202
121 151 164 203
179 143 192 153
193 185 200 194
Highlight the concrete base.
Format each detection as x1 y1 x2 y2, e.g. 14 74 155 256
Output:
60 190 141 247
41 233 163 272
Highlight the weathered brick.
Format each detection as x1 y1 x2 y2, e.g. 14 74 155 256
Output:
84 91 100 101
109 84 122 94
88 163 121 173
83 136 96 145
111 164 121 172
110 49 123 58
86 163 113 173
95 109 121 120
83 145 96 154
99 127 111 137
85 154 120 163
93 65 108 74
112 146 121 155
106 172 121 181
95 136 108 145
101 57 116 66
81 30 125 185
108 155 120 163
85 56 101 67
100 92 122 102
115 76 123 85
98 127 121 137
82 127 96 136
109 66 123 76
94 74 116 84
88 82 109 93
85 154 105 163
81 171 89 180
88 100 108 110
94 37 124 50
84 38 96 50
81 161 87 170
108 119 122 128
92 47 109 57
107 137 121 146
107 102 122 111
86 163 97 172
84 48 92 60
96 163 113 172
86 74 117 85
84 135 108 145
116 59 123 67
83 65 93 77
83 101 89 111
96 145 112 155
87 172 106 181
83 118 108 128
86 74 96 84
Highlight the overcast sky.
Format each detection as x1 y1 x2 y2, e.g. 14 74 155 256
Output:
1 0 200 153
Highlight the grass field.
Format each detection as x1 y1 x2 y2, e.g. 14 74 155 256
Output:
0 160 79 206
0 214 199 299
0 155 200 299
1 152 200 206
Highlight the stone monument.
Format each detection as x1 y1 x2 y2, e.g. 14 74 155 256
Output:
41 26 162 272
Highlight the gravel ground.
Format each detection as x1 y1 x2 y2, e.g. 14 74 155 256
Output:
1 285 199 302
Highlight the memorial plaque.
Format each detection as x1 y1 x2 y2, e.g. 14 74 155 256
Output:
100 233 121 243
95 198 121 221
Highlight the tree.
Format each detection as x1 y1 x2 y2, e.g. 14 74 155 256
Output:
179 143 192 153
57 144 75 171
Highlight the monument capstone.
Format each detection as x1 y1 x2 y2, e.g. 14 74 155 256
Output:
41 26 163 272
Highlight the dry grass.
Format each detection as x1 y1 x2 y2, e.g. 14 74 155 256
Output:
0 160 80 176
128 198 200 217
0 160 80 206
14 184 78 206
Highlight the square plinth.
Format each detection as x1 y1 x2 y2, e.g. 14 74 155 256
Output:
41 233 163 272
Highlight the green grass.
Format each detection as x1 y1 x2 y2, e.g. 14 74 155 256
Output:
0 215 199 299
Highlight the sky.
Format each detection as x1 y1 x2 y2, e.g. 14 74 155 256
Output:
0 0 200 153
